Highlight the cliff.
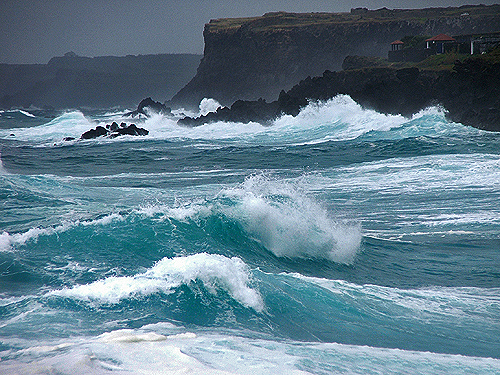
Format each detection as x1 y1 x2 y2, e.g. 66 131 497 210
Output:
170 4 500 108
178 48 500 132
0 53 201 110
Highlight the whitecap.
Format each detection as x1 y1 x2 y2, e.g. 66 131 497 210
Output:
0 111 96 143
49 253 264 311
0 213 125 252
220 174 362 264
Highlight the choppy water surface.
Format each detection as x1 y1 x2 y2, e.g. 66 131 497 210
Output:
1 96 499 374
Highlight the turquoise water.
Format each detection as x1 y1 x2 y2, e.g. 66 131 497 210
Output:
1 96 499 374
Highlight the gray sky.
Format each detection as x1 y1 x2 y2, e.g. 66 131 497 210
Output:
1 0 498 64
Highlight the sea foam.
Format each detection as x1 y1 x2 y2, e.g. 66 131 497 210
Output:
0 213 124 252
284 273 500 320
49 253 264 311
145 95 468 147
221 174 362 264
0 111 96 143
138 173 362 264
3 328 500 375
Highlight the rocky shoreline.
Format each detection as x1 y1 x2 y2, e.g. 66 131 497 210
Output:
178 50 500 132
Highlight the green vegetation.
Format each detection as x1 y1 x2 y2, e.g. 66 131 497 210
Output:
476 45 500 63
401 35 429 50
345 52 490 72
415 53 470 70
206 4 500 32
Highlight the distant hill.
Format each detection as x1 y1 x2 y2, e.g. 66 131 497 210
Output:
0 53 202 110
170 4 500 108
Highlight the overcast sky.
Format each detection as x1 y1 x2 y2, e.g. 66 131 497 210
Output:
0 0 497 64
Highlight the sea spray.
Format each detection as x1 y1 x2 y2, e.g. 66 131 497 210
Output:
199 98 222 116
0 95 468 147
0 111 96 143
221 174 362 263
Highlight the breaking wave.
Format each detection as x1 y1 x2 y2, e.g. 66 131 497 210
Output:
50 253 264 311
0 95 481 146
141 173 362 264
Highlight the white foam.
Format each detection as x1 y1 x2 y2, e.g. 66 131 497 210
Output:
199 98 222 116
0 213 124 252
221 174 362 264
98 329 168 343
0 152 8 174
106 94 421 145
416 212 500 226
325 153 500 192
97 329 197 343
0 111 96 142
285 272 500 320
3 328 500 375
18 110 36 118
272 95 408 142
49 253 264 311
144 110 265 141
133 174 361 264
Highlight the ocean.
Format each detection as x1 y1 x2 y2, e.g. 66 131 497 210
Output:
0 95 499 374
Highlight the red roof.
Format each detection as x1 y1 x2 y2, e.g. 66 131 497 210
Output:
425 34 456 42
391 40 404 45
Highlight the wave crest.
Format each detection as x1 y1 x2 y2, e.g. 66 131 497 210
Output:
222 174 361 264
151 174 362 264
49 253 264 311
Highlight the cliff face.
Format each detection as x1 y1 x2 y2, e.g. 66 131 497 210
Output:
171 5 500 108
0 54 201 110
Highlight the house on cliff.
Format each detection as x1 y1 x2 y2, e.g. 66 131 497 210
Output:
388 36 430 62
425 34 456 54
388 33 457 62
388 31 500 62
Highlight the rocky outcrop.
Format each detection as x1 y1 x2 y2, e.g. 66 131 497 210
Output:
177 50 500 132
126 97 172 117
0 53 201 110
178 98 279 127
170 5 500 108
79 122 149 140
439 57 500 130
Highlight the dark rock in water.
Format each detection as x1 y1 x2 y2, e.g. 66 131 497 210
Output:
110 122 119 131
178 98 279 127
126 97 172 117
108 123 149 138
62 137 75 141
81 126 108 139
79 123 149 140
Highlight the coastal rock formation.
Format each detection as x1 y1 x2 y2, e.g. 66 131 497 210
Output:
178 98 279 127
170 5 500 108
80 122 149 140
126 97 172 117
177 50 500 132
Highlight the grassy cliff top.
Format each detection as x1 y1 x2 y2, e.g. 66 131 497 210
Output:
206 4 500 32
343 45 500 72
